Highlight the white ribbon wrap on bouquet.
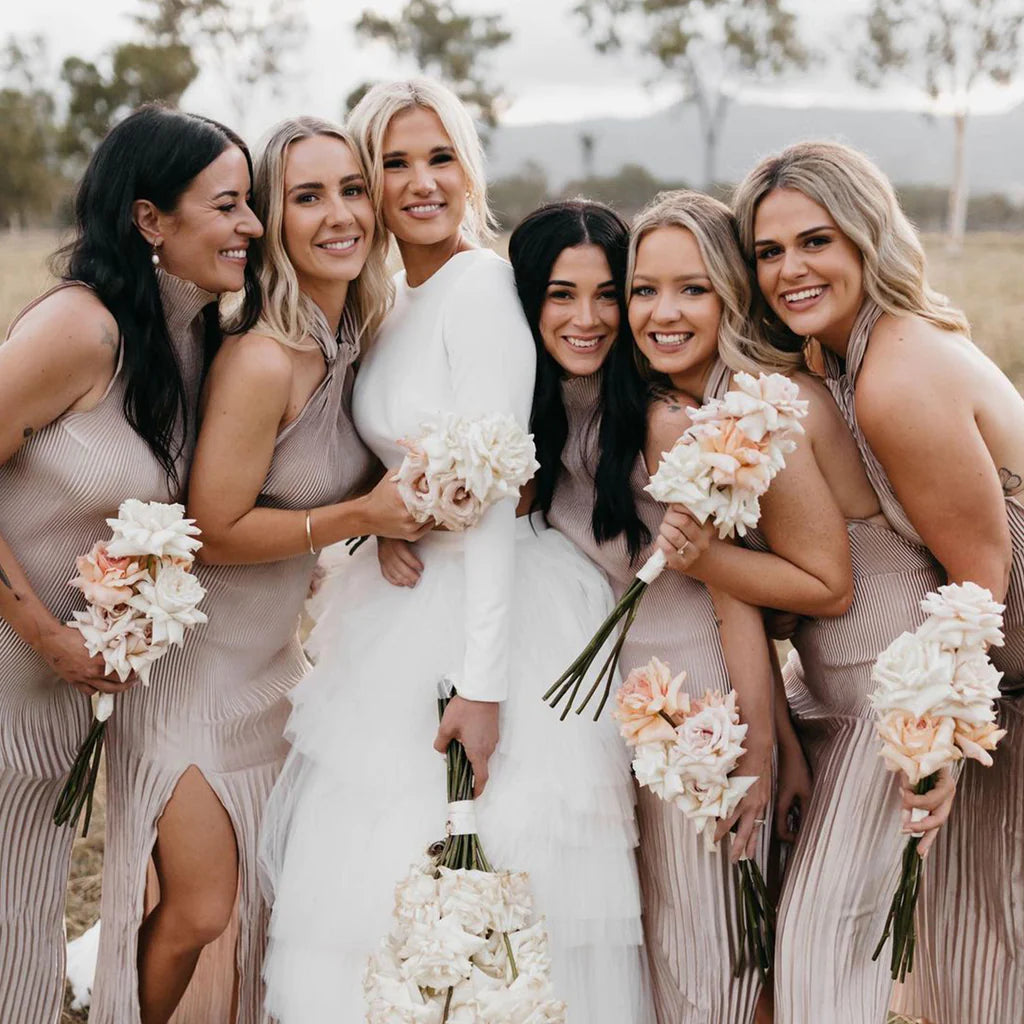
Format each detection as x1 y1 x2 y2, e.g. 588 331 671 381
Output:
446 800 477 836
636 547 667 585
92 692 115 723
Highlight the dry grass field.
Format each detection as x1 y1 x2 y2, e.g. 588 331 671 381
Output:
1 228 1017 1023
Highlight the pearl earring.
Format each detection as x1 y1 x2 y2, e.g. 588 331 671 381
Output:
151 244 161 267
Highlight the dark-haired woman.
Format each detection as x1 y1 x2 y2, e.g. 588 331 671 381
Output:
0 104 260 1022
509 199 778 1023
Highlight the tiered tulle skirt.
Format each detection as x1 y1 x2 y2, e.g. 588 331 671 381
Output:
258 517 653 1022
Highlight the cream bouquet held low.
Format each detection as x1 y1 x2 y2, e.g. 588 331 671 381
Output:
545 372 808 719
54 499 206 835
614 657 774 980
870 581 1006 981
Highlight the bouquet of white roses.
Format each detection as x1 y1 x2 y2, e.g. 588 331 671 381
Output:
612 656 774 979
347 412 539 554
54 500 206 834
364 686 566 1023
870 581 1006 981
546 373 807 719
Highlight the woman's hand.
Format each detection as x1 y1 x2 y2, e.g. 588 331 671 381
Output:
775 735 812 843
35 623 136 696
434 696 500 796
361 476 431 542
655 504 714 574
377 538 424 588
902 766 957 857
715 740 773 863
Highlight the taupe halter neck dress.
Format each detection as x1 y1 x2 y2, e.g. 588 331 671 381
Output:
822 302 1024 1024
89 311 376 1024
547 372 771 1024
0 270 209 1024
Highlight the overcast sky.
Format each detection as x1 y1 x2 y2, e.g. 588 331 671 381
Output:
8 0 1024 141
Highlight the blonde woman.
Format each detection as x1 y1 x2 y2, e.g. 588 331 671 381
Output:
259 80 652 1022
733 140 1024 1024
91 116 422 1024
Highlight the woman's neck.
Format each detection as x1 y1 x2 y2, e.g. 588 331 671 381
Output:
300 278 349 336
399 233 474 287
668 357 715 402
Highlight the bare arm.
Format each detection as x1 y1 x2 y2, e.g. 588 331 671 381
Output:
188 334 425 566
856 321 1011 598
0 289 134 691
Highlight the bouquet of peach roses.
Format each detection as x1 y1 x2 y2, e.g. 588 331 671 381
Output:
363 684 565 1023
347 411 539 554
870 581 1006 980
614 657 774 979
54 500 206 835
546 372 807 719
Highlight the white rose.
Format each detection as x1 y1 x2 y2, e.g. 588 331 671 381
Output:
672 691 749 780
129 563 207 647
631 742 675 801
940 649 1003 724
106 500 202 563
399 915 487 991
438 868 500 935
870 631 959 718
476 972 567 1024
673 775 756 850
69 605 167 684
506 919 552 979
490 871 534 934
392 865 441 934
919 581 1005 651
697 371 808 443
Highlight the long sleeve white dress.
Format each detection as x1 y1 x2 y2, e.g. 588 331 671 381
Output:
258 249 652 1023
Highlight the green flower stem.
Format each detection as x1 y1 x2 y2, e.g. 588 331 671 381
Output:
441 985 454 1023
53 717 108 836
871 772 936 980
735 859 774 982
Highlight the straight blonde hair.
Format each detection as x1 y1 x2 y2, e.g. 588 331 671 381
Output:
732 140 970 357
250 116 392 351
628 189 800 378
347 78 497 244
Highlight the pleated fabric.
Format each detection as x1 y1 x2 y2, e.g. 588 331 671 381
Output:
747 521 945 1023
89 316 377 1024
547 372 770 1024
825 302 1024 1023
0 272 210 1024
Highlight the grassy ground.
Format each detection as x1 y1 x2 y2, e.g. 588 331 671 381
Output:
2 228 1014 1023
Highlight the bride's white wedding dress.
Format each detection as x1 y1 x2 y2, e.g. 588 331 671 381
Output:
258 249 652 1022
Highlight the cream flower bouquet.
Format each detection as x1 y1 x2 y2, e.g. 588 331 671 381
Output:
546 372 807 719
53 499 206 834
364 685 566 1023
347 411 539 554
613 657 774 979
870 581 1006 980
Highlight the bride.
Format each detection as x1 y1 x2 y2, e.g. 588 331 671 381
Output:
258 78 652 1022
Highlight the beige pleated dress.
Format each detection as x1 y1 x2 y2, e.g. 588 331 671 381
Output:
547 372 771 1024
821 302 1024 1024
0 271 210 1024
89 313 376 1024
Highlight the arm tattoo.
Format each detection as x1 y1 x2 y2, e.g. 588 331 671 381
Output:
999 467 1023 497
649 383 686 414
100 323 118 353
22 426 33 439
0 562 12 591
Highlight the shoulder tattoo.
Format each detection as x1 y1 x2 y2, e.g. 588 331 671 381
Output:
999 467 1023 497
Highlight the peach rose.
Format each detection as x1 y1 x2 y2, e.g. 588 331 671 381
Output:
614 657 690 746
696 420 774 495
953 719 1007 766
70 541 150 610
876 710 961 785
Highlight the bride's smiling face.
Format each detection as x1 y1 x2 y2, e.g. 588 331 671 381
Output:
379 106 468 248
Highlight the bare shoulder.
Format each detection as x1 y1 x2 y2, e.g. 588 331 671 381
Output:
856 313 971 428
647 384 698 452
6 284 119 369
210 330 294 389
790 370 843 436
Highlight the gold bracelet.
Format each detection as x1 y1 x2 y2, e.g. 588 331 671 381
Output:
305 509 317 554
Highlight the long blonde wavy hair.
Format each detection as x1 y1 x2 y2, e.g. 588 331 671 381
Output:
732 140 970 358
627 189 799 379
250 116 392 351
347 78 498 245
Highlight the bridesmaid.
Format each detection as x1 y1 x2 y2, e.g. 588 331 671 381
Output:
525 191 778 1023
90 117 422 1024
733 140 1024 1024
0 105 261 1024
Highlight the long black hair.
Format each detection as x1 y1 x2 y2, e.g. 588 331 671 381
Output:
508 200 650 561
54 104 261 490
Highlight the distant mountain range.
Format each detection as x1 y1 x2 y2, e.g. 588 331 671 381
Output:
488 99 1024 196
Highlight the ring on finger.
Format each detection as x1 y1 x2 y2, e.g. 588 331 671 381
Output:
753 818 766 826
676 539 690 556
